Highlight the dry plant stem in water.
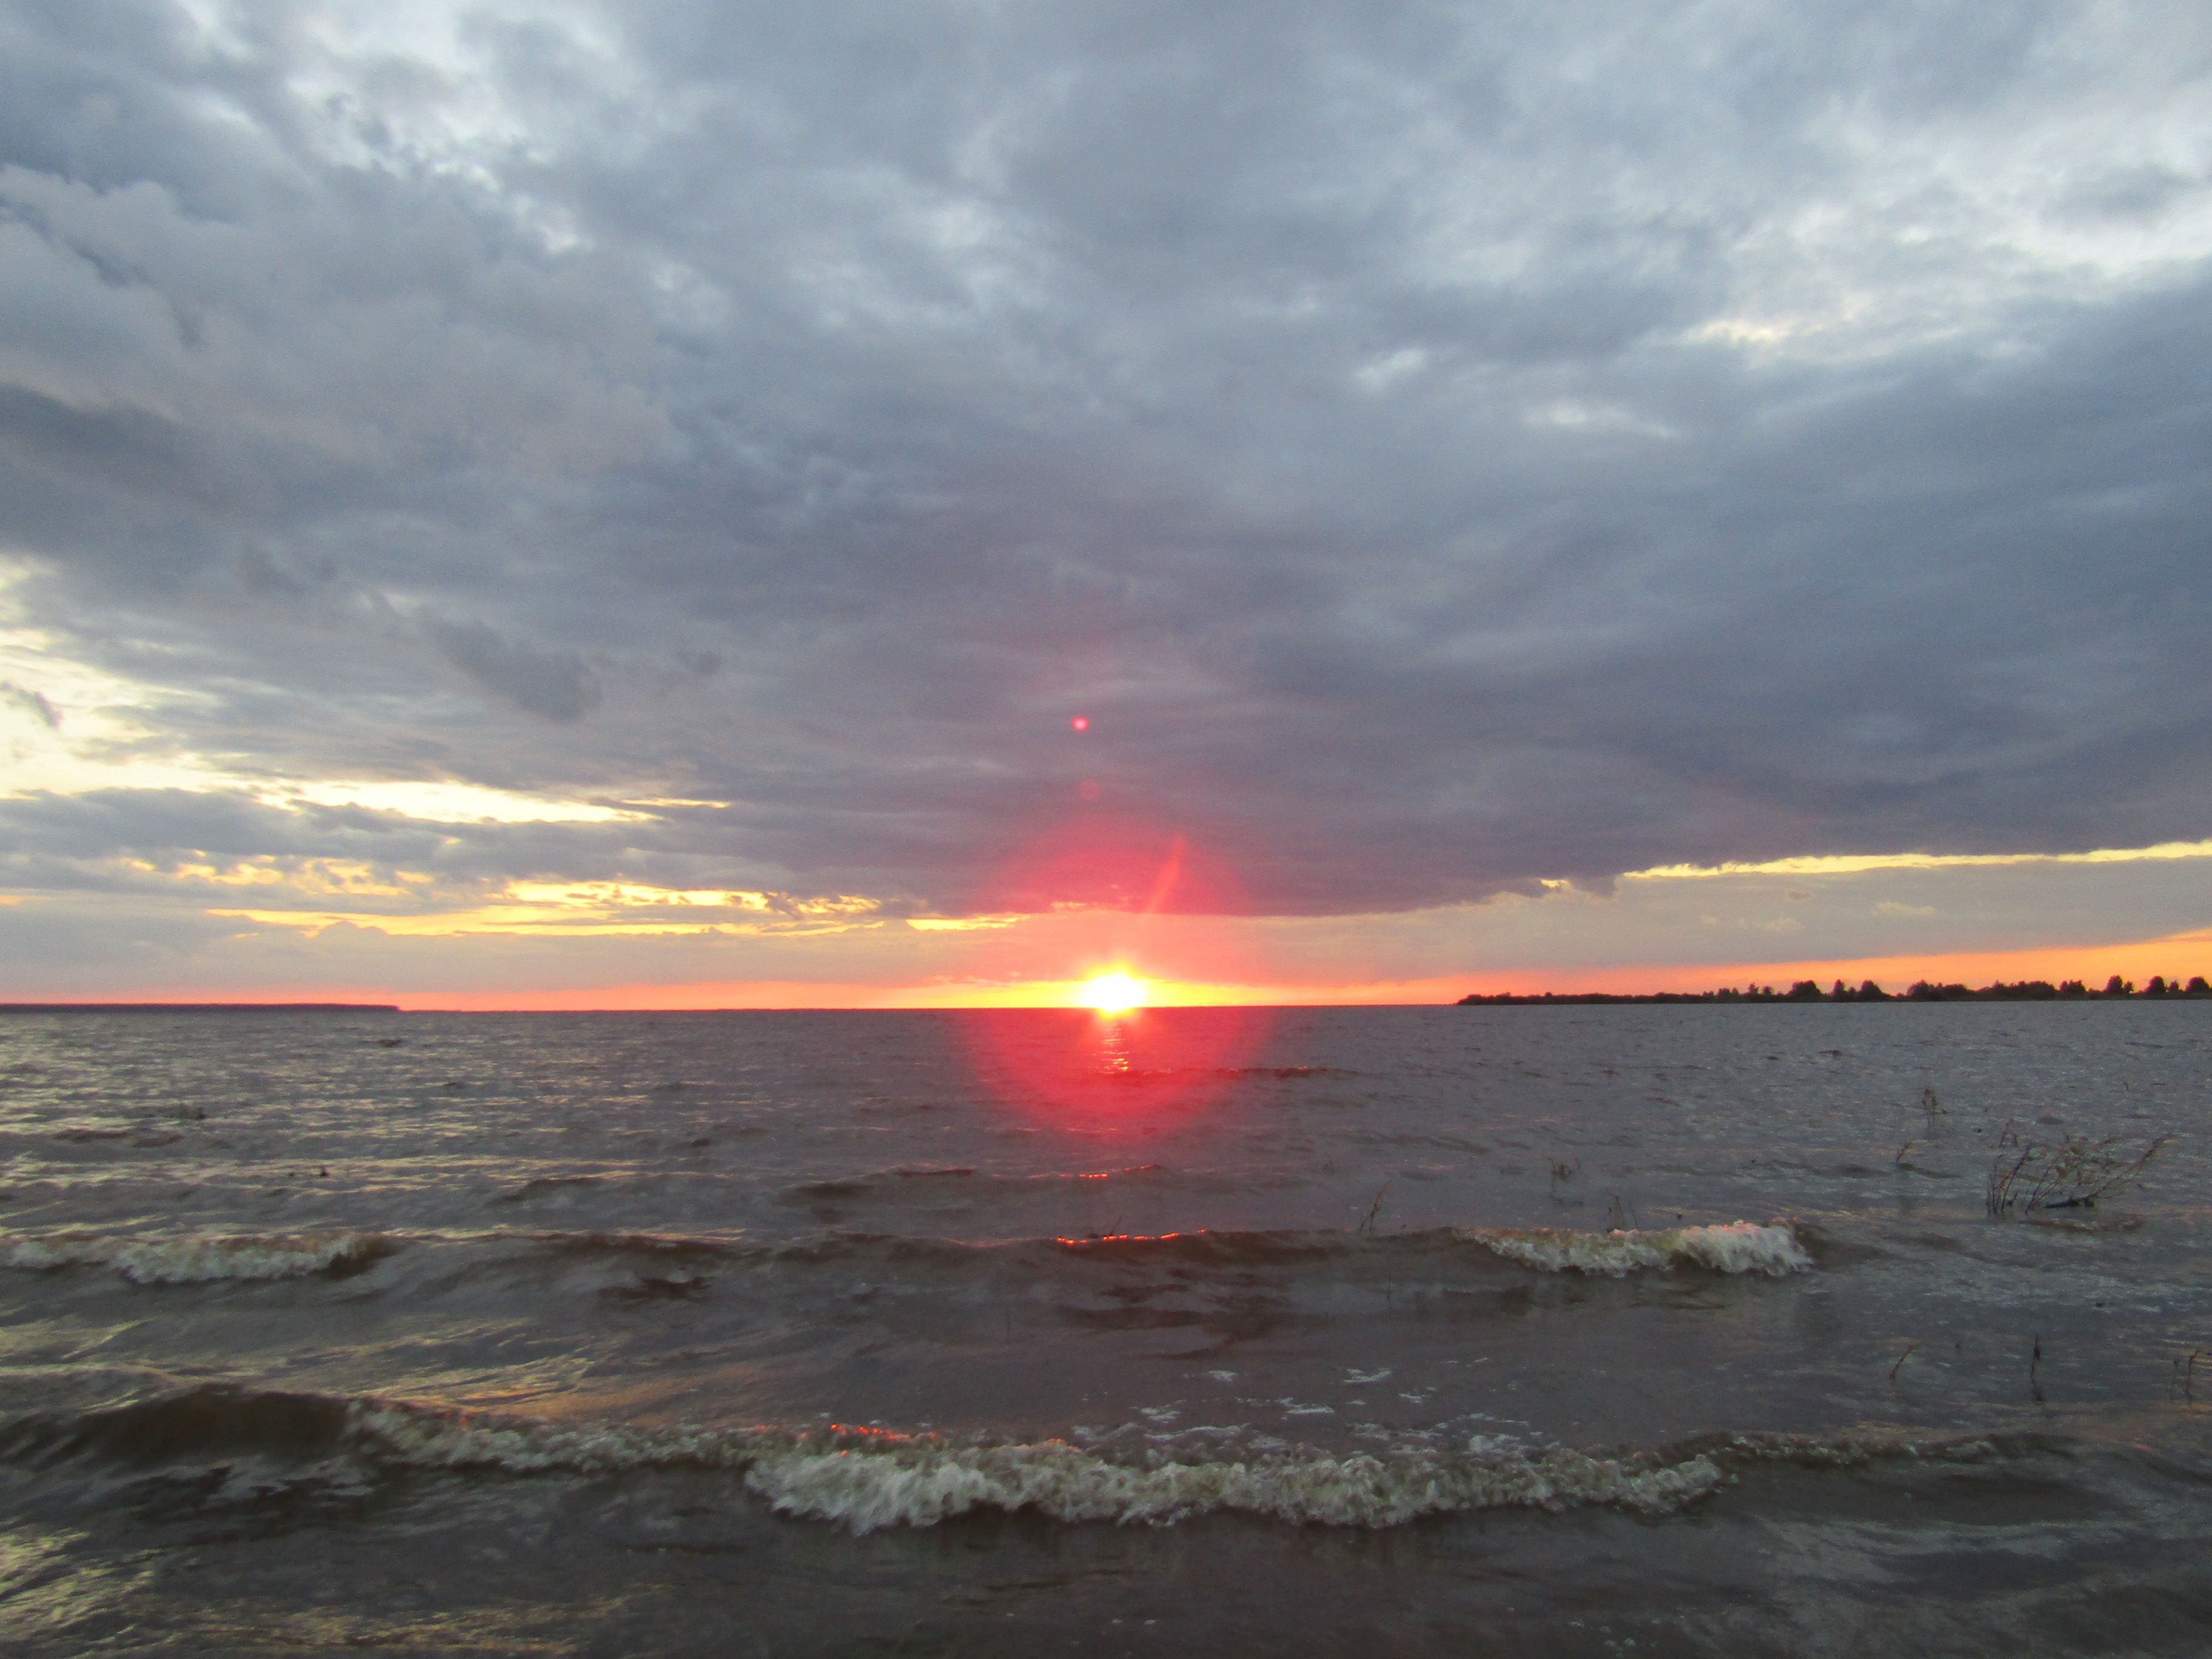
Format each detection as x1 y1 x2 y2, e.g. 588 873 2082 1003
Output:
2173 1351 2202 1404
1889 1341 1922 1384
1985 1124 2173 1218
1358 1180 1393 1236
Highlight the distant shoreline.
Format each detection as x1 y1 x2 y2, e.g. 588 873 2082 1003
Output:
0 1003 402 1013
1460 975 2209 1005
0 984 2204 1013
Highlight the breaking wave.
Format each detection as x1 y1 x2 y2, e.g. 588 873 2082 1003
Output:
3 1384 1998 1535
1458 1221 1813 1277
362 1401 1727 1529
1049 1221 1812 1276
0 1219 1809 1295
1 1230 393 1284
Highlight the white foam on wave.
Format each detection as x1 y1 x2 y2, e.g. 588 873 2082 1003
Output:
1462 1221 1812 1277
2 1230 389 1284
347 1399 1724 1533
742 1436 1723 1532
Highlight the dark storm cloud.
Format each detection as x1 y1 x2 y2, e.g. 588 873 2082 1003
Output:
4 0 2210 916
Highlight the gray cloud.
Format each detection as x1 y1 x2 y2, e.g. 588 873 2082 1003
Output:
0 787 595 891
423 615 603 723
2 0 2210 923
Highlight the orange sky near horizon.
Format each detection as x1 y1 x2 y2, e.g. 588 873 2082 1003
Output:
14 843 2211 1011
317 927 2212 1011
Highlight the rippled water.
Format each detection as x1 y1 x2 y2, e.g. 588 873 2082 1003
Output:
2 1004 2208 1655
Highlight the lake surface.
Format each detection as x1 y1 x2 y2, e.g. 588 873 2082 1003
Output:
1 1004 2207 1655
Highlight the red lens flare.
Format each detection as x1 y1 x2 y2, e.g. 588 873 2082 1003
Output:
1070 715 1089 731
950 819 1273 1124
951 1002 1273 1127
979 816 1239 918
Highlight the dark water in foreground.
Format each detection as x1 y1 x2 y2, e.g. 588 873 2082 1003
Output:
1 1004 2208 1656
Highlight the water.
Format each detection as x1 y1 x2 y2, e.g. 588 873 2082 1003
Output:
1 1004 2207 1655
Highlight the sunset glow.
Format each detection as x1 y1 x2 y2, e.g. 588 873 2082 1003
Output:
8 8 2208 1643
1076 971 1150 1013
1 1 2207 1021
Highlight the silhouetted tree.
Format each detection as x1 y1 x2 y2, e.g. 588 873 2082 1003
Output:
1456 970 2205 1005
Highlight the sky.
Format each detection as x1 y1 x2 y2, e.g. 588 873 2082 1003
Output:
3 0 2211 1007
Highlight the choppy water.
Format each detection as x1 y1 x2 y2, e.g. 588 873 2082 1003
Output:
1 1004 2208 1656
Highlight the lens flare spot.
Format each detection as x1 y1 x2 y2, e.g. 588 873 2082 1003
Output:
1070 716 1090 731
1078 971 1148 1014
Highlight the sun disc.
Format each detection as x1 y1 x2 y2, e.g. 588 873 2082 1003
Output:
1078 971 1148 1014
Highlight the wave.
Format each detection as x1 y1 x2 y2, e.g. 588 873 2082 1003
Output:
787 1167 980 1201
1049 1221 1812 1276
1456 1221 1813 1277
1048 1229 1355 1265
784 1164 1168 1204
2 1384 2000 1535
1 1230 393 1284
522 1228 737 1261
493 1176 605 1204
0 1219 1810 1294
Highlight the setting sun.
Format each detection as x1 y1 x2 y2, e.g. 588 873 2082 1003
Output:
1076 971 1150 1013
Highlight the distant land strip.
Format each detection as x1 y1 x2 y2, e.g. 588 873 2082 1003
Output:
0 1003 402 1013
1460 975 2210 1005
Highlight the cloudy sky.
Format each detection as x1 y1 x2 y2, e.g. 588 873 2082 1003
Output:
4 0 2211 1005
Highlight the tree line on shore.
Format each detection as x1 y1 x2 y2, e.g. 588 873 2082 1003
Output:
1456 974 2212 1006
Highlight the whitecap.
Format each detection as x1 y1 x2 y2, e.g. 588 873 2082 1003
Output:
345 1398 1728 1533
1460 1221 1811 1277
2 1230 392 1284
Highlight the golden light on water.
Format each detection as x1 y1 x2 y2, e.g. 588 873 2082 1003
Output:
1076 971 1150 1014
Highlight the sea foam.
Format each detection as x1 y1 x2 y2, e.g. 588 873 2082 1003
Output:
349 1398 1725 1531
1460 1221 1812 1277
2 1230 391 1284
10 1383 2009 1539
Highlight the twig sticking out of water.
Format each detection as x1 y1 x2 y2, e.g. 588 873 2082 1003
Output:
1889 1341 1922 1384
1986 1126 2173 1217
1921 1087 1945 1122
2175 1350 2203 1405
1358 1180 1393 1236
2030 1333 2045 1403
1894 1139 1917 1169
